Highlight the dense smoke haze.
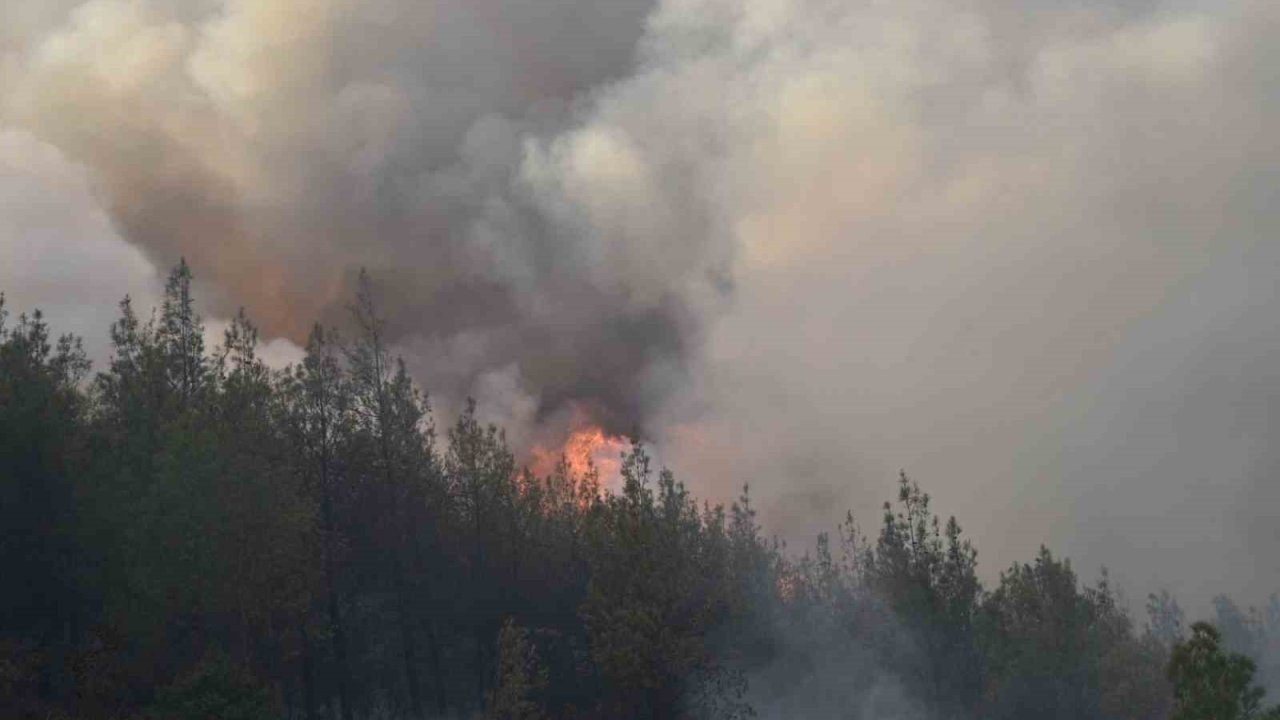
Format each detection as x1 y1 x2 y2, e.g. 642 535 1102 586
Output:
2 0 1278 613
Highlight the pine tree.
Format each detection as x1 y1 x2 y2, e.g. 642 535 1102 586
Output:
868 472 982 713
1168 622 1280 720
346 271 440 718
283 323 356 720
445 399 518 702
157 259 207 404
0 299 90 711
482 619 548 720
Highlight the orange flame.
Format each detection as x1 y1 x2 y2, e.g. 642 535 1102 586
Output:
529 424 629 488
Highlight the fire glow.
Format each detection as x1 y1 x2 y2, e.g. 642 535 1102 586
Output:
529 424 630 487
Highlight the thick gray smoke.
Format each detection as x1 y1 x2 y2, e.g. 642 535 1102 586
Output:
1 0 681 439
2 0 1278 608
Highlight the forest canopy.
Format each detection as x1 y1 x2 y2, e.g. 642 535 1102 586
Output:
1 262 1277 720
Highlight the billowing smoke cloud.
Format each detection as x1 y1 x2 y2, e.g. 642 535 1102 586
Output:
514 0 1279 605
1 0 675 437
3 0 1278 606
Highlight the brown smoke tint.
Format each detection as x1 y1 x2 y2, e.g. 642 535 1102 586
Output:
1 0 683 435
4 0 1280 608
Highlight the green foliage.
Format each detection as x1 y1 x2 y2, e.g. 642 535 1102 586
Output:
0 264 1273 720
579 444 723 715
140 654 274 720
482 620 549 720
867 472 983 712
1168 621 1280 720
979 549 1173 720
1210 594 1280 696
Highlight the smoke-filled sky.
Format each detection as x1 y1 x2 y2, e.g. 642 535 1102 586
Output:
2 0 1277 609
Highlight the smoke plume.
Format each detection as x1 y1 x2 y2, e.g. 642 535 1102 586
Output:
3 0 1278 606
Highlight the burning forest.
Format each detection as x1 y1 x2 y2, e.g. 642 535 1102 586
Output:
3 0 1280 717
0 263 1277 719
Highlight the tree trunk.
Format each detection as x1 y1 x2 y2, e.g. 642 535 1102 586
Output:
426 617 448 715
299 620 319 720
395 556 424 719
320 486 354 720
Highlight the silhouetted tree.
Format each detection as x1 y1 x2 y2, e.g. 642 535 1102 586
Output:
1 262 1274 720
282 323 356 720
482 619 549 720
867 472 983 714
0 298 90 711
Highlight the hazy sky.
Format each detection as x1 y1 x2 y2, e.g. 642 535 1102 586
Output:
2 0 1276 610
